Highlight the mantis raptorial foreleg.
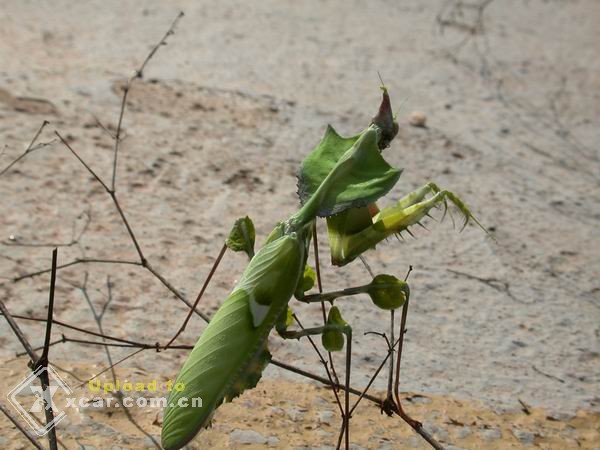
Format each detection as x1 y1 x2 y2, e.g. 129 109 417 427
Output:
329 183 489 266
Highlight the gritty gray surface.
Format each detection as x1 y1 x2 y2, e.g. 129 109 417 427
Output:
0 0 599 419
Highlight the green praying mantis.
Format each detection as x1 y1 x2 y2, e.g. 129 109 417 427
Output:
161 88 487 450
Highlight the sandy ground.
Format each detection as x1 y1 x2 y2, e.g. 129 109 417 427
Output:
0 0 599 448
1 359 599 449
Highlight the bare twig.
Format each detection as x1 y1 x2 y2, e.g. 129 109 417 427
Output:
32 249 60 450
1 250 60 450
144 261 211 322
3 313 151 347
52 131 216 325
447 268 519 302
110 11 184 191
532 365 565 384
0 301 38 361
293 314 344 416
391 266 445 450
270 359 381 404
66 273 160 447
335 335 402 440
39 249 58 364
165 243 227 348
0 402 45 450
3 210 91 249
18 334 193 356
78 347 146 389
13 257 142 282
0 121 53 177
351 336 400 415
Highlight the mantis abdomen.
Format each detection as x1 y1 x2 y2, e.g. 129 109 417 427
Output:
161 233 305 450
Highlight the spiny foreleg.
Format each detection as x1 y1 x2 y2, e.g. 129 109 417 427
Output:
330 183 489 266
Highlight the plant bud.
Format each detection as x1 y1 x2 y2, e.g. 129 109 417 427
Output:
367 274 409 310
322 306 346 352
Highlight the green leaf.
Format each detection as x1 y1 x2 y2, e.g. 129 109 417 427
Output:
322 306 347 352
297 126 402 218
226 216 256 258
367 274 409 310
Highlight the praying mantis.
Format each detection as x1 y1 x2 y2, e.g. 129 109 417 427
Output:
161 87 487 450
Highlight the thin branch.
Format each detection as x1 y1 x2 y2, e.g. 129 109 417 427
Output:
75 273 160 449
92 115 116 140
35 248 59 450
0 121 52 177
1 251 60 450
3 210 91 249
54 131 111 192
144 261 211 322
13 258 142 282
270 359 381 404
165 243 227 348
394 266 417 422
447 268 518 302
3 313 150 347
109 192 146 263
293 314 344 416
77 347 146 389
110 11 184 191
335 335 402 441
0 402 45 450
343 332 352 450
39 249 58 363
532 365 565 384
0 300 38 361
388 310 395 399
50 133 214 323
351 336 400 415
391 267 445 450
18 335 192 356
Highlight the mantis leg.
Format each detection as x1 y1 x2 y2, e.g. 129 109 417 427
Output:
278 323 349 340
329 182 489 266
296 273 409 311
297 283 371 304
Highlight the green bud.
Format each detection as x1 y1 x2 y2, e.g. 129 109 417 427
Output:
367 274 409 310
301 265 316 293
321 306 347 352
275 306 294 335
226 216 255 258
